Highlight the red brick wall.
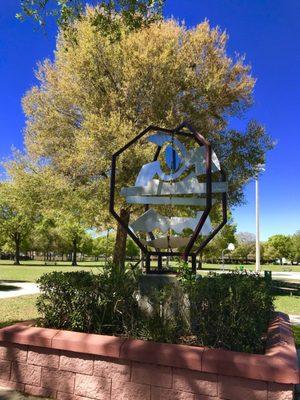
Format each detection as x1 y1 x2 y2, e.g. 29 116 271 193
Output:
0 342 294 400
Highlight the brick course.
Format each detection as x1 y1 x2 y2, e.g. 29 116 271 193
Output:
111 381 150 400
0 360 11 381
11 362 41 386
41 367 75 393
173 368 218 396
151 386 195 400
218 375 268 400
75 373 111 399
131 361 172 388
60 352 94 375
0 343 27 362
94 356 130 383
28 347 60 368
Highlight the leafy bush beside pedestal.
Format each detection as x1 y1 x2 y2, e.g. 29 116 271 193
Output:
36 266 142 335
179 269 274 353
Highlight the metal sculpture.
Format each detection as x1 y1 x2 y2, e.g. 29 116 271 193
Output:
109 121 228 273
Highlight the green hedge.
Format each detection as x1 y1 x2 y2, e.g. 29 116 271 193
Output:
36 267 274 353
36 267 141 335
184 271 274 353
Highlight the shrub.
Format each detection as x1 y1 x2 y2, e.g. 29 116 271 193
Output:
180 270 274 353
137 284 188 343
36 265 141 335
36 270 99 332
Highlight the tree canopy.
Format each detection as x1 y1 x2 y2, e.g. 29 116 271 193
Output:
264 234 293 264
17 0 164 40
23 10 271 212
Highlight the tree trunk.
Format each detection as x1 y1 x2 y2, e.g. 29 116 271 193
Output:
140 249 144 269
198 254 202 269
113 208 130 269
72 238 78 266
14 233 21 265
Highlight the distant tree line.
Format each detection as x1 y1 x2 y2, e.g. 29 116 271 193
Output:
202 228 300 265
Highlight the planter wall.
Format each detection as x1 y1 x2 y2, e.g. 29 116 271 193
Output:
0 313 298 400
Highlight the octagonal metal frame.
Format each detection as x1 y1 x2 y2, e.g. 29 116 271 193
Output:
109 121 227 270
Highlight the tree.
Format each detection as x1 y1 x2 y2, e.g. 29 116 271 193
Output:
232 242 255 263
55 212 86 266
231 231 256 263
290 231 300 264
52 184 89 266
264 234 293 264
236 232 256 244
32 215 59 261
93 234 115 259
0 182 35 264
79 234 95 260
5 154 91 266
126 238 139 259
22 9 272 267
202 221 237 262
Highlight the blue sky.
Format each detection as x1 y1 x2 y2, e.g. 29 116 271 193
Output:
0 0 299 240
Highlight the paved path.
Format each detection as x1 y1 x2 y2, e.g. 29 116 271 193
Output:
271 271 300 282
0 282 39 299
290 315 300 326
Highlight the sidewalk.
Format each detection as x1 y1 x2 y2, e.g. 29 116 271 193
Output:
0 282 39 299
289 315 300 326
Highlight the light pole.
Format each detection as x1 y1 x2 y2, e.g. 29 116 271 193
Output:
255 165 265 273
255 178 260 273
221 243 235 271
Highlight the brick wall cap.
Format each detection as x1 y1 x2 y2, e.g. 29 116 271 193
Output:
120 339 204 370
0 324 59 347
51 330 126 358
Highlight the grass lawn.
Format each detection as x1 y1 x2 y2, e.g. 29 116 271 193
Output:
0 262 103 282
202 263 300 273
0 260 298 282
274 294 300 315
0 294 39 328
292 326 300 347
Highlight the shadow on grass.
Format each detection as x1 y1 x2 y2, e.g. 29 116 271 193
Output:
0 262 104 268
